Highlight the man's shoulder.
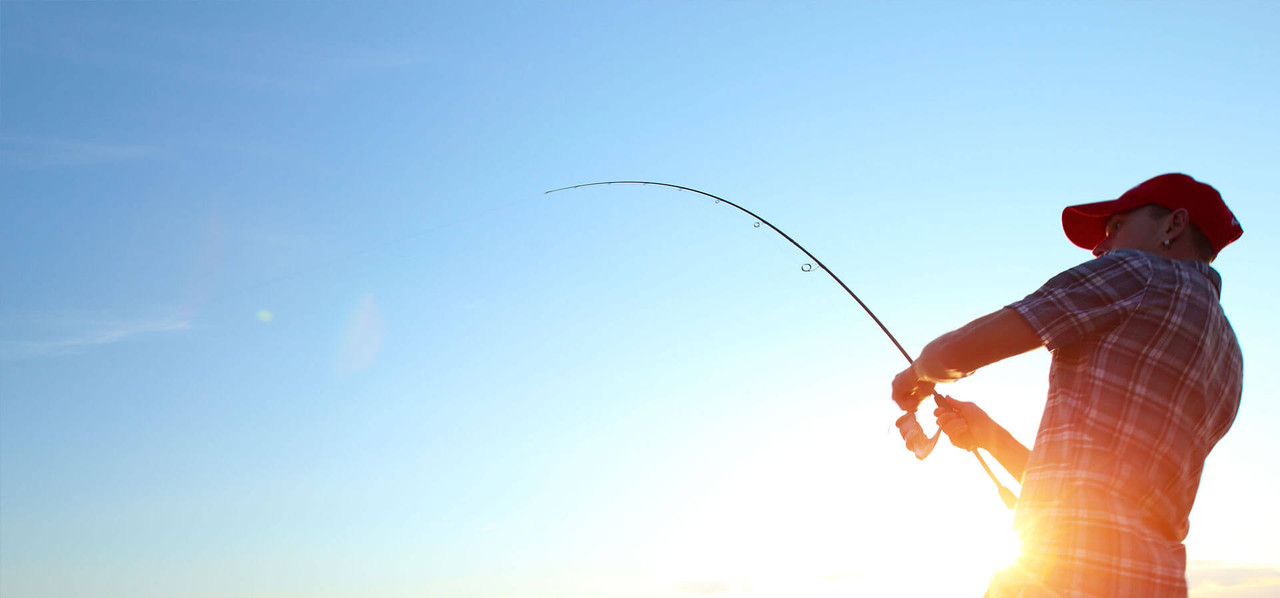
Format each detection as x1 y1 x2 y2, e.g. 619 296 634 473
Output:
1047 249 1154 290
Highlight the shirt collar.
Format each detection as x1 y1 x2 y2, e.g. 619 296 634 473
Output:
1187 260 1224 298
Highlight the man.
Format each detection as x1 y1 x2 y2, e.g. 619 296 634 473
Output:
890 173 1244 597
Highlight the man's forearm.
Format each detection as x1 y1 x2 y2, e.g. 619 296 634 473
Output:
984 423 1030 481
914 308 1045 383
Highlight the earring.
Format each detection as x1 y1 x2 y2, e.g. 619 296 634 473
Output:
1162 240 1173 248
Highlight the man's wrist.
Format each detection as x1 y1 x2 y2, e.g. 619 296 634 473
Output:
915 347 973 384
913 354 944 383
978 422 1007 453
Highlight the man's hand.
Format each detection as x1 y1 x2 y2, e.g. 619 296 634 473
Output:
891 364 935 413
934 399 995 451
934 398 1029 481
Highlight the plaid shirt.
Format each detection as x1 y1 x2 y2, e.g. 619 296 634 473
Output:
1002 249 1243 598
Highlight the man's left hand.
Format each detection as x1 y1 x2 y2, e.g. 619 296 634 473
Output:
891 364 936 413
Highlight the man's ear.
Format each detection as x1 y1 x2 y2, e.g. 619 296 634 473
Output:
1166 207 1191 238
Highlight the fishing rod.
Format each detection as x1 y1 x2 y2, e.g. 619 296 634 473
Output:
546 180 1018 509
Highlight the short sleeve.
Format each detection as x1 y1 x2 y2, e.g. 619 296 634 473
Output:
1007 250 1153 351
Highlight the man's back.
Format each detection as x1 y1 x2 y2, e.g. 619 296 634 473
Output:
1009 249 1244 596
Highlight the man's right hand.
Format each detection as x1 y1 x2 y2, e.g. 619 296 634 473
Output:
934 399 996 451
936 398 1031 481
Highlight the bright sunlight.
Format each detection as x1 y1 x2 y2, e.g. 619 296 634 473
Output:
633 403 1023 597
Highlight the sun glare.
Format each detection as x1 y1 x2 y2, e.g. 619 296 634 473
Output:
639 408 1023 597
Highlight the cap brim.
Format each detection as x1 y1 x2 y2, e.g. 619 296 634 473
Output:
1062 198 1131 251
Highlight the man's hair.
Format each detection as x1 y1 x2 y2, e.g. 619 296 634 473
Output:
1142 205 1217 262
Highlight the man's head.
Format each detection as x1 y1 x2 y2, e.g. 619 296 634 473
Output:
1062 173 1243 262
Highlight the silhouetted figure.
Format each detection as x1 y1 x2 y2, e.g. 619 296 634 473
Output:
891 174 1244 597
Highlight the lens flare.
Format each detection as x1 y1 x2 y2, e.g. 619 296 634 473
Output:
336 293 384 374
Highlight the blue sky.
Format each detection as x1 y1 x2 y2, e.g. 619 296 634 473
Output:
2 2 1278 597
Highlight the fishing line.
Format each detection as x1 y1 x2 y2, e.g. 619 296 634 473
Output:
546 180 1018 509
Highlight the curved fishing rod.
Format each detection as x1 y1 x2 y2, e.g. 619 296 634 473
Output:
547 180 915 363
546 180 1018 509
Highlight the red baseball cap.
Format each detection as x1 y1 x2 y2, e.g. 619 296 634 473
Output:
1062 173 1243 254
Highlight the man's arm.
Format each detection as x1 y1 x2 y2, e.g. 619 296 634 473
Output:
915 307 1045 383
891 307 1045 412
889 307 1042 481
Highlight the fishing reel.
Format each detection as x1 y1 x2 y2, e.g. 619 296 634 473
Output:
896 411 942 460
894 393 951 460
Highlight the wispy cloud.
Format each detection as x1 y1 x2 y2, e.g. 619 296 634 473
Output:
327 45 433 72
675 580 742 595
0 316 191 360
648 562 1280 597
163 44 433 94
16 14 434 98
1188 562 1280 598
0 136 164 169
